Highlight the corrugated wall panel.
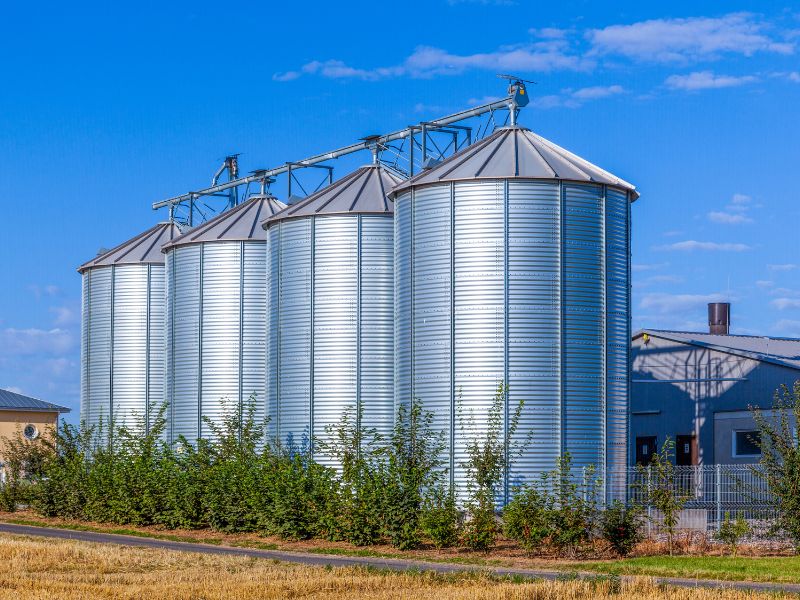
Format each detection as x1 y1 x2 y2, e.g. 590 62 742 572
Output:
453 180 505 493
313 217 358 467
148 265 166 430
242 242 268 428
168 245 201 443
606 187 630 486
394 193 413 416
411 185 452 477
507 181 562 486
84 268 112 432
275 219 312 450
562 183 605 473
359 216 395 442
199 242 242 438
111 266 149 431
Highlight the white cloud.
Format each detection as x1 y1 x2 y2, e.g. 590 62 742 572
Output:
632 262 668 272
529 27 568 39
774 319 800 337
0 328 74 355
771 298 800 310
531 84 625 109
49 306 78 326
731 193 751 205
789 71 800 82
3 386 24 395
756 280 774 288
768 264 798 271
274 42 589 82
587 13 794 63
707 211 753 224
656 240 751 252
570 84 625 100
665 71 758 91
640 292 727 315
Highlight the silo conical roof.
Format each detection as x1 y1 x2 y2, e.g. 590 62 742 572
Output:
391 126 638 199
263 164 402 227
78 222 180 273
162 194 286 251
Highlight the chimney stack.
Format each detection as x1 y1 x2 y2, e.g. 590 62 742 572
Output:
708 302 730 335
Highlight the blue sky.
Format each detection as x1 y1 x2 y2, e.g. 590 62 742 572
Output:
1 1 799 418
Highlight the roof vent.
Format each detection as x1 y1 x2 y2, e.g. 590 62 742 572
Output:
708 302 731 335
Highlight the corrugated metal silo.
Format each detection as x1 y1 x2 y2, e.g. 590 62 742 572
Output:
78 222 180 434
264 165 400 467
163 194 286 443
391 126 638 501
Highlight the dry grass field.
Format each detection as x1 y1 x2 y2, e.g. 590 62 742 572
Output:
0 534 792 600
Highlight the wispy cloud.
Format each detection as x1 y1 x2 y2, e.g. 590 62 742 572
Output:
274 42 589 82
773 319 800 336
656 240 752 252
707 211 753 224
532 84 625 109
640 292 727 314
771 298 800 310
587 13 794 63
0 328 74 355
632 262 668 272
665 71 758 90
768 263 798 271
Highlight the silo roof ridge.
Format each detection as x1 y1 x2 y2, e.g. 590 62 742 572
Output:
390 126 638 199
263 164 401 227
78 221 180 273
163 194 286 251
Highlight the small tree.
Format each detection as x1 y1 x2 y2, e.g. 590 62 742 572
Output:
716 512 751 557
420 484 460 548
751 383 800 552
600 501 644 557
635 438 690 555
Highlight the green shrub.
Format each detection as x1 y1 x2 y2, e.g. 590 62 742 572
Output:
461 489 498 552
716 512 752 557
600 501 643 557
420 485 460 548
502 484 551 555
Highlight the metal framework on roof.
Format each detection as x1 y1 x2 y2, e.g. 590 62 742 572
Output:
153 78 532 226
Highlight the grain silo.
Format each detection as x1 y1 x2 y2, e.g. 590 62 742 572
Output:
264 164 400 467
163 194 286 443
391 126 638 501
78 222 180 434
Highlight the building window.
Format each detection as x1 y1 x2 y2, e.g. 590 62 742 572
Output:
733 430 761 457
23 424 39 440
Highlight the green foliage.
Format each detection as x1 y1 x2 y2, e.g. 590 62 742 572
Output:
634 438 690 556
420 485 460 549
716 512 751 557
502 484 550 554
600 501 643 557
751 383 800 553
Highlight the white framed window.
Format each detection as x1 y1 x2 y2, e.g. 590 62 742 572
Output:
732 429 761 457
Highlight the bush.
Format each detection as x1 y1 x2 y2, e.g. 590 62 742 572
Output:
461 489 498 552
503 484 551 555
420 485 460 549
716 512 751 557
600 501 643 557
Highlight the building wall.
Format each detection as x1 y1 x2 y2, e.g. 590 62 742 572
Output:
0 411 59 460
630 334 800 465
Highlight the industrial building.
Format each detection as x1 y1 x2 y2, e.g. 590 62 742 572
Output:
78 80 640 495
631 303 800 466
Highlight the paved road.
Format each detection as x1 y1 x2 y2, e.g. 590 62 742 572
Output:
0 522 798 594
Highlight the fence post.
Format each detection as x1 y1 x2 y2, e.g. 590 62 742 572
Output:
715 463 722 531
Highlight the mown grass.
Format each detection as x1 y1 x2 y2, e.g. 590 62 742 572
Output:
576 555 800 584
0 534 792 600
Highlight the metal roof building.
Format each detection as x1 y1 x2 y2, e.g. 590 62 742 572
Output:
164 195 286 443
264 165 400 465
78 222 179 433
392 125 637 501
0 388 70 413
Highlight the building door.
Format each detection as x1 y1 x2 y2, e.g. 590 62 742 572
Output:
676 434 698 466
635 436 657 465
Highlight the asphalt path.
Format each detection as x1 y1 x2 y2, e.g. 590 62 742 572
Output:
0 522 798 594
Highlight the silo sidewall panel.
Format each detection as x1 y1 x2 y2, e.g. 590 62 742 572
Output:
359 216 394 443
148 264 166 432
410 185 453 482
393 193 413 416
605 187 630 495
562 183 605 476
200 242 243 438
452 180 505 496
85 268 112 434
242 241 267 429
111 265 149 432
507 181 562 487
275 219 312 452
313 216 358 468
168 245 201 443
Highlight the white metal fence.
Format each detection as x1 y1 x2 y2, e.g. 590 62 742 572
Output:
607 465 776 534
